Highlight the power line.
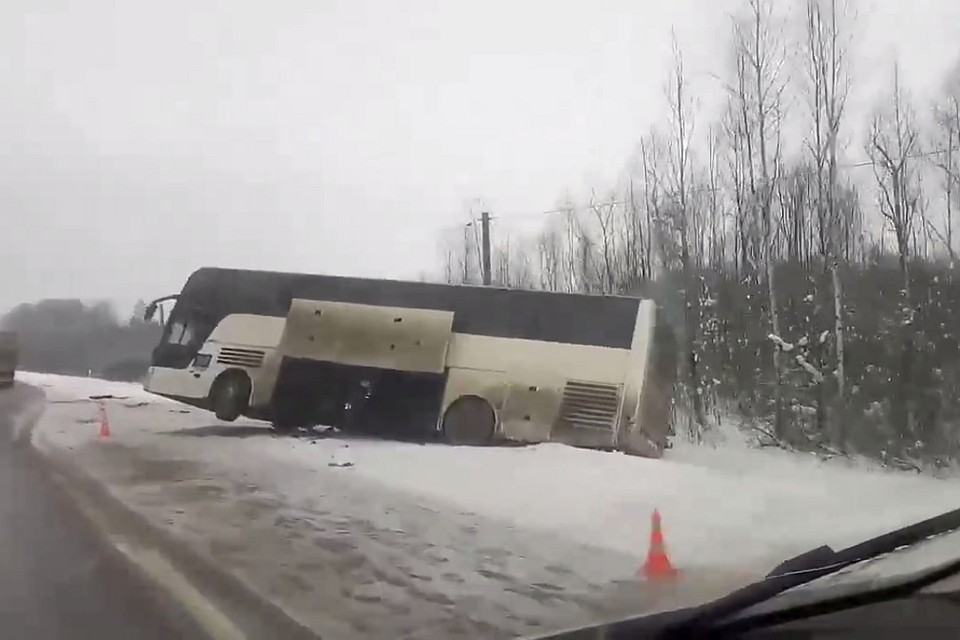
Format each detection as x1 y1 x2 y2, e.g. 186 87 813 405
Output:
841 147 951 168
442 148 955 232
488 199 632 222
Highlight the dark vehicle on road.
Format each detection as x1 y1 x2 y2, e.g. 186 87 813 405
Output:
0 331 17 389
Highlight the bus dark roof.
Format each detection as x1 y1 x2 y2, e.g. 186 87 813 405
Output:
180 266 646 349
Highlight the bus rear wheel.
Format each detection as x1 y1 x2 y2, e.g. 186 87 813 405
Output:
441 396 496 445
210 372 250 422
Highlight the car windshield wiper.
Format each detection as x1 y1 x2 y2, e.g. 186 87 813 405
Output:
536 504 960 640
671 503 960 632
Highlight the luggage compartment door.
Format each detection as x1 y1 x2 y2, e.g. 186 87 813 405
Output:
278 299 455 374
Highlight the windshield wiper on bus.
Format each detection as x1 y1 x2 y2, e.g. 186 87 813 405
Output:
536 504 960 640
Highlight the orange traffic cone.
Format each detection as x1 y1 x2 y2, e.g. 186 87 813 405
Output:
641 509 678 580
98 402 111 439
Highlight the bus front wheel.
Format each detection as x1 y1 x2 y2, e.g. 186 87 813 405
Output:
441 396 496 445
210 371 250 422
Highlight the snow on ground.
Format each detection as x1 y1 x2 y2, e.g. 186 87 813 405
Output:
17 371 167 404
28 373 752 638
221 436 951 575
23 372 960 637
27 371 960 569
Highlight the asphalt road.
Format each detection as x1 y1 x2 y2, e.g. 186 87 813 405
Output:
0 384 208 640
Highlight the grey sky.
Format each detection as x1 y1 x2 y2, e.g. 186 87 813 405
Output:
2 0 958 316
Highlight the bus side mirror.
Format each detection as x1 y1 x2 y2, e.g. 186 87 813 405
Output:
144 302 157 322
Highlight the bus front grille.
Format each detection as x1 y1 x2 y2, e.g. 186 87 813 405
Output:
558 380 621 432
217 347 265 368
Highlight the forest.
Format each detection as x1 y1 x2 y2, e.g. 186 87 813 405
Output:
1 299 161 382
438 0 960 469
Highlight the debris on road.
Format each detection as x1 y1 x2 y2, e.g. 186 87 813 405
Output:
328 446 355 468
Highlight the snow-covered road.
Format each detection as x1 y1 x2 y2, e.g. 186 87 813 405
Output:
21 371 960 638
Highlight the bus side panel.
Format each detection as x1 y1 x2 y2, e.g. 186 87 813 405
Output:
144 366 210 400
205 314 287 410
440 367 507 436
444 333 629 445
620 302 676 458
500 381 563 443
639 307 678 447
446 335 563 442
250 350 283 410
446 334 629 383
280 299 454 374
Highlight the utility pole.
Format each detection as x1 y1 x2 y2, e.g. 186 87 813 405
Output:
480 211 492 285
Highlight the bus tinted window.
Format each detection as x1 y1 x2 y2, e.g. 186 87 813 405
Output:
179 267 642 350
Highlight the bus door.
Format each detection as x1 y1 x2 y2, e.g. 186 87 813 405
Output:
276 298 455 373
274 298 455 432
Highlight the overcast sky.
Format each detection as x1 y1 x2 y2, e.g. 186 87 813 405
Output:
1 0 958 316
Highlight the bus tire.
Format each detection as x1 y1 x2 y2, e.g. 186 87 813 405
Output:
441 396 496 445
210 371 250 422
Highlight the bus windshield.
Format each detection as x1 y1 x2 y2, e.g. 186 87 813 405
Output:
152 300 218 369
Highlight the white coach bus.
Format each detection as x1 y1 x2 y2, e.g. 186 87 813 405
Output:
143 267 676 458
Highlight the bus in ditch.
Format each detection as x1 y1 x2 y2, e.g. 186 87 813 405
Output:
143 267 676 458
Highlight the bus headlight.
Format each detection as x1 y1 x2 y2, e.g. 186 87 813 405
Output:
193 354 212 370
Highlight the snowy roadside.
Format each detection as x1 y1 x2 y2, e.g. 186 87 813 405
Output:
23 372 960 638
17 371 173 404
25 373 751 639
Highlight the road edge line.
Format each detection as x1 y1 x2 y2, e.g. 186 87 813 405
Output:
24 388 325 640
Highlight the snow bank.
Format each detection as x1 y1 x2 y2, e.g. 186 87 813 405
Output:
17 371 170 404
29 372 960 574
248 434 959 570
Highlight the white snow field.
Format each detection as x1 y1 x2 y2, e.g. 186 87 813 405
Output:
22 371 960 639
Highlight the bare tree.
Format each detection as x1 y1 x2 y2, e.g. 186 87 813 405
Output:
778 160 814 266
723 98 756 277
588 189 619 293
802 0 854 258
703 125 728 271
490 233 537 289
544 196 584 293
556 201 601 294
621 175 652 288
639 129 665 277
441 240 458 285
801 0 854 445
867 63 923 446
659 34 711 437
868 65 922 295
439 223 480 285
536 222 565 292
928 56 960 265
729 0 789 438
